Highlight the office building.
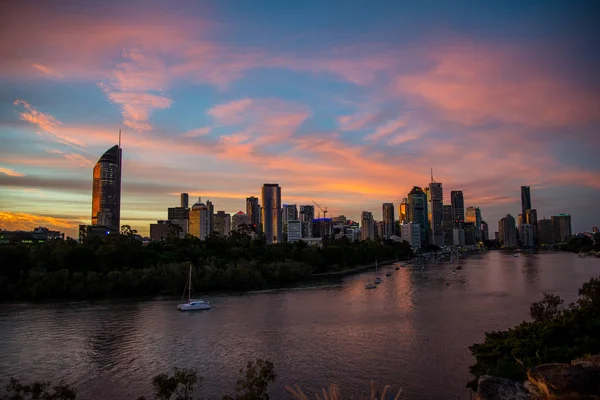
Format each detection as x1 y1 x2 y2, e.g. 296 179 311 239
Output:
180 193 189 208
519 224 534 248
377 220 385 239
481 221 489 241
300 205 315 238
466 206 482 241
92 143 122 232
524 208 538 245
232 211 251 231
552 214 572 243
312 218 333 238
287 220 302 242
1 227 65 244
382 203 395 239
150 220 186 241
401 222 421 250
453 228 465 246
361 211 375 240
464 222 477 245
189 198 213 240
428 175 444 246
538 218 554 245
399 198 408 223
262 183 282 244
332 215 347 224
442 204 454 246
282 204 298 237
213 211 231 236
168 206 189 221
408 186 428 246
498 214 517 247
246 196 261 231
521 186 531 221
450 190 465 229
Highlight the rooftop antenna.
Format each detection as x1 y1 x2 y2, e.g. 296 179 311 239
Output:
118 129 121 148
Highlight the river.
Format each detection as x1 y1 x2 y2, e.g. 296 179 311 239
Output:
0 251 598 399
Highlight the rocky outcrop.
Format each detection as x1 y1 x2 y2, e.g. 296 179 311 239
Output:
476 355 600 400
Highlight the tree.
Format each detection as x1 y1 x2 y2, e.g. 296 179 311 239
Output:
1 377 76 400
120 225 138 237
529 293 564 322
222 359 276 400
141 368 200 400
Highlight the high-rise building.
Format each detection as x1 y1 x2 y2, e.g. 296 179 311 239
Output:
168 207 189 221
232 211 251 231
480 221 489 241
593 226 599 234
552 214 572 243
92 144 122 232
376 220 385 239
519 224 534 247
407 186 428 246
189 198 213 240
180 193 189 208
498 214 517 247
464 222 477 245
466 206 482 241
521 186 531 221
312 218 333 238
299 205 315 238
428 174 444 246
442 204 454 246
382 203 395 239
246 197 261 231
524 208 538 245
287 220 302 242
282 204 298 237
399 198 408 223
401 222 421 249
450 190 465 229
213 211 231 236
538 218 554 245
361 211 375 241
261 184 282 244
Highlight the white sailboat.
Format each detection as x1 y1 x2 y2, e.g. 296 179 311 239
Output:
177 264 211 311
374 259 382 284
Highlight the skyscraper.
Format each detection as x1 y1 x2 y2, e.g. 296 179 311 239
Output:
466 206 482 240
189 198 212 240
552 214 572 243
92 143 122 232
428 172 443 246
282 204 298 237
538 218 554 245
521 186 531 220
246 196 261 231
399 198 408 223
213 211 231 236
382 203 395 239
450 190 465 229
361 211 375 240
299 205 315 238
525 208 538 245
442 204 454 246
498 214 517 247
408 186 428 246
180 193 189 208
261 183 282 244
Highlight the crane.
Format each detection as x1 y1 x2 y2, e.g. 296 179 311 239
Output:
313 200 328 219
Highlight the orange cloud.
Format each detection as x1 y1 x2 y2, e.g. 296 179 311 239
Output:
32 63 62 77
0 212 81 233
0 167 24 177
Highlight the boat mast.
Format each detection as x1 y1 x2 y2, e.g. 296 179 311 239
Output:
188 263 192 302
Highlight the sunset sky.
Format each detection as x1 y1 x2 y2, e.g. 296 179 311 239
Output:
1 0 599 237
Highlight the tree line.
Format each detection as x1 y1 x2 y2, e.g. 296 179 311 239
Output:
0 227 413 301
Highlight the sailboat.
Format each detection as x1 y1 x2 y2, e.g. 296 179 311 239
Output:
177 264 211 311
374 259 382 284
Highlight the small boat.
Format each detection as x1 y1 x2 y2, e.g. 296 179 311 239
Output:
401 263 408 268
365 282 377 289
374 259 382 284
177 264 211 311
395 266 400 270
513 253 519 257
386 271 392 277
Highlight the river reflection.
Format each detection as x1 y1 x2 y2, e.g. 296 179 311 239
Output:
0 252 598 400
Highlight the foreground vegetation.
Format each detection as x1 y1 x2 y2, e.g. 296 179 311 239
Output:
1 358 401 400
467 276 600 389
0 227 412 301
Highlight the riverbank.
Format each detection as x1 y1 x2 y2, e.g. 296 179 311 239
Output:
310 258 401 278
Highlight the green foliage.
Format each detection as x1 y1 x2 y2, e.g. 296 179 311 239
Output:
561 236 599 252
467 277 600 390
1 377 76 400
222 359 276 400
0 233 412 301
143 368 200 400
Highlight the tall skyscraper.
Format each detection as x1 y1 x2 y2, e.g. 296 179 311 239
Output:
442 204 453 246
552 214 572 243
261 183 282 244
466 206 482 240
538 218 554 245
408 186 428 246
450 190 464 229
521 186 531 220
299 205 315 238
519 224 534 247
428 172 443 246
498 214 517 247
189 198 212 240
92 143 122 232
246 196 261 231
524 208 538 245
213 211 231 236
180 193 189 208
361 211 375 240
399 198 408 223
282 204 298 237
382 203 395 239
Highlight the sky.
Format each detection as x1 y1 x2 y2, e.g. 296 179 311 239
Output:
0 0 599 238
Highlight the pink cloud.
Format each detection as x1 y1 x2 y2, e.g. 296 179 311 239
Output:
32 63 62 77
365 118 406 141
0 167 24 177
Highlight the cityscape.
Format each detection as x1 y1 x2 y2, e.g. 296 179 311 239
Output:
0 1 599 400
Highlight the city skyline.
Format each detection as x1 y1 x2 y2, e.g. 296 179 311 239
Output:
1 0 599 237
